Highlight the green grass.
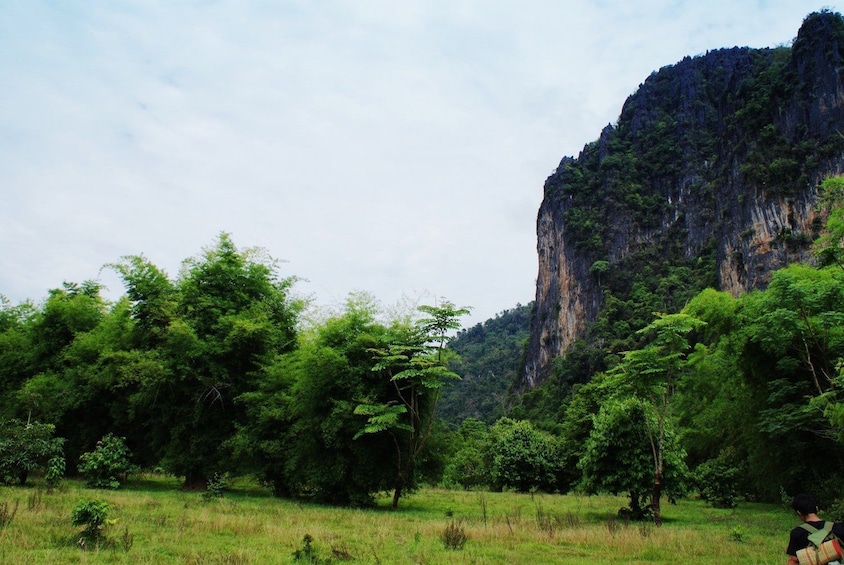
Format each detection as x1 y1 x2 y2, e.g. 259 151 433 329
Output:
0 475 796 564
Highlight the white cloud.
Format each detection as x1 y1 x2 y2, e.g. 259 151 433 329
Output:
0 0 830 327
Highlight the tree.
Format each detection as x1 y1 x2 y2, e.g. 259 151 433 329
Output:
236 292 396 505
7 282 139 467
161 233 301 487
602 312 701 524
355 299 470 508
0 297 37 421
556 375 609 492
746 265 844 441
0 419 64 485
441 418 491 490
108 254 177 348
488 418 561 493
578 397 686 520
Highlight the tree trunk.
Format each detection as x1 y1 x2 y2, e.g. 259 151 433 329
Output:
182 468 208 491
392 476 403 509
651 472 663 526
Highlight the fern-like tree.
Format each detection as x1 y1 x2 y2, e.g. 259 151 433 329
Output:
355 299 470 508
579 397 686 520
602 312 701 524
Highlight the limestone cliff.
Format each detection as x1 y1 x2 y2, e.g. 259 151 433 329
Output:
523 10 844 389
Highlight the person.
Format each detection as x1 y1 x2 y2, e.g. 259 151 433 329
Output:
786 493 844 564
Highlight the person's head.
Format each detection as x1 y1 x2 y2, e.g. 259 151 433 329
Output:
792 494 819 517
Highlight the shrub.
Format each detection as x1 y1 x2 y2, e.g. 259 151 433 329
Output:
292 533 328 563
202 472 228 500
695 449 740 509
78 433 137 489
441 446 488 490
45 456 66 492
0 419 64 486
71 499 111 540
489 419 562 493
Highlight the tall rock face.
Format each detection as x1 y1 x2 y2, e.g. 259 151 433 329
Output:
523 11 844 389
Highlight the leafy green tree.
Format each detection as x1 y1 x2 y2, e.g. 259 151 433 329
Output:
556 375 608 492
745 265 844 440
578 397 686 519
108 254 177 348
600 312 700 524
236 293 396 505
29 282 107 374
488 418 561 493
8 282 134 465
590 260 610 287
730 263 844 500
673 290 749 468
0 419 64 485
0 297 37 421
355 299 470 508
161 234 301 486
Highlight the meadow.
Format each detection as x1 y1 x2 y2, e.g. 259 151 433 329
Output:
0 475 796 564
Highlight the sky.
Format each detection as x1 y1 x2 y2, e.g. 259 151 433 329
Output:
0 1 834 328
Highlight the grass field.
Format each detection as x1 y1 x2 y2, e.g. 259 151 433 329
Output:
0 475 796 564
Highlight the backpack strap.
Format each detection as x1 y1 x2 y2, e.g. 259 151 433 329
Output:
801 521 834 547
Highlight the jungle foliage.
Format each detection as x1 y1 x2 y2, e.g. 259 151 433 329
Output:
0 240 469 508
515 174 844 509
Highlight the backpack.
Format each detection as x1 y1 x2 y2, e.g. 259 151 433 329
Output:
796 522 844 565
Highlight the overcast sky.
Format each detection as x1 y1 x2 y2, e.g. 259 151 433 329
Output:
0 1 833 328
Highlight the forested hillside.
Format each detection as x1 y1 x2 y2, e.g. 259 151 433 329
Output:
509 10 844 509
438 303 532 425
525 9 844 392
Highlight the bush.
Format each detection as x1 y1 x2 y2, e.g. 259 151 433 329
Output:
489 419 562 493
695 449 741 509
71 499 111 540
0 420 64 486
78 434 136 489
442 446 489 490
292 533 328 563
203 472 228 500
45 456 66 492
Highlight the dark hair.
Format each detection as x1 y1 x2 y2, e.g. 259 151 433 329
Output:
792 494 819 516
